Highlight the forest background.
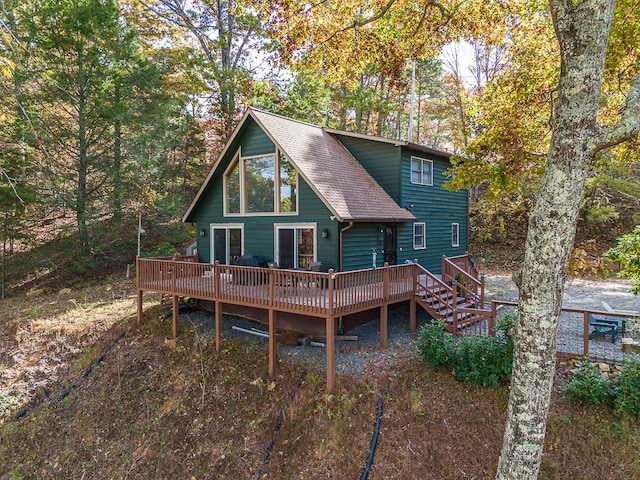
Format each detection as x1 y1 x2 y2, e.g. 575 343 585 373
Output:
1 0 638 292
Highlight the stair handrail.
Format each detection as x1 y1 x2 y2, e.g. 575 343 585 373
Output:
442 255 483 301
414 262 455 320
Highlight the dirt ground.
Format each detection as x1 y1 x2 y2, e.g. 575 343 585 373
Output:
1 274 639 479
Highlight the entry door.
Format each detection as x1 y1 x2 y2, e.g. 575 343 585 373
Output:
212 226 242 264
383 225 397 265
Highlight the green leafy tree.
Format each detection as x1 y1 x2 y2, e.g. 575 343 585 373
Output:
604 225 640 294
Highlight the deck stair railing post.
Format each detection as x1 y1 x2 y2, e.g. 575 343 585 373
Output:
452 280 459 335
480 273 486 309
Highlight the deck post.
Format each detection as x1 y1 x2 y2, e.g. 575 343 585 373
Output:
380 263 389 346
172 295 179 338
452 281 458 335
380 305 388 346
326 269 335 392
409 297 416 332
268 309 276 378
326 315 335 392
480 273 486 309
214 301 222 352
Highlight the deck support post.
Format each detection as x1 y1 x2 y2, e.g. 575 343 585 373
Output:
215 301 222 353
268 309 276 378
380 263 389 346
409 297 416 332
380 305 388 346
136 290 143 325
172 295 179 338
325 316 335 392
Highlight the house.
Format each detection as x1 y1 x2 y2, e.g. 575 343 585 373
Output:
183 108 468 273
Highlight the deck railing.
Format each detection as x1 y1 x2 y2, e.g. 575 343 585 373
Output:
492 300 638 364
136 258 416 318
442 253 484 301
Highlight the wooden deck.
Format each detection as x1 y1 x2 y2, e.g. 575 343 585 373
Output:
136 255 489 392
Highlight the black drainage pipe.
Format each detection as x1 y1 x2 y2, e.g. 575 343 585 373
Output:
360 390 383 480
14 329 126 420
254 370 306 480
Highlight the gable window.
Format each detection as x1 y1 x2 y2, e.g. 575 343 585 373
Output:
410 156 433 186
452 223 460 247
245 155 275 212
225 150 297 215
413 222 426 250
226 155 240 214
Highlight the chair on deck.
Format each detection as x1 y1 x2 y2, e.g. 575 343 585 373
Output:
601 301 638 337
299 261 323 292
308 261 322 272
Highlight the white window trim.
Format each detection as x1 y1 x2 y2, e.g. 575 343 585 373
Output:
413 222 426 250
210 223 244 265
224 148 298 216
452 223 460 247
274 223 317 269
410 156 433 186
223 149 242 215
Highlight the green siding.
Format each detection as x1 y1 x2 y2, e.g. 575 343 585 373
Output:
189 117 467 274
333 135 402 202
341 223 384 271
399 147 468 273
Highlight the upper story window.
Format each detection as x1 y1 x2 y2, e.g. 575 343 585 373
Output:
452 223 460 247
413 222 426 250
225 150 297 215
410 156 433 186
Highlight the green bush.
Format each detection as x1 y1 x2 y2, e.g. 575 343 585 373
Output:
415 319 514 387
613 354 640 418
564 361 612 406
603 225 640 294
414 321 456 368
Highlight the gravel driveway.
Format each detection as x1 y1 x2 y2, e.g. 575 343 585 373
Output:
183 274 639 374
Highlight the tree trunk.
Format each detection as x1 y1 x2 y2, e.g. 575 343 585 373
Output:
112 79 123 224
77 75 91 259
496 1 620 478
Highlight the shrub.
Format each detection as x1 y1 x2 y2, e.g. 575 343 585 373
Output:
414 321 456 368
415 319 514 387
564 361 612 406
613 354 640 418
603 225 640 294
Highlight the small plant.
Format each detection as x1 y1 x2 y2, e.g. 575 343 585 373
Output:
564 361 612 406
613 354 640 418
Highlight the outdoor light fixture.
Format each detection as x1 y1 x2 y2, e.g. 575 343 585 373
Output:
199 228 207 237
321 229 329 239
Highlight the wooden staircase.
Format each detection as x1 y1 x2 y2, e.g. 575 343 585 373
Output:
414 254 493 334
